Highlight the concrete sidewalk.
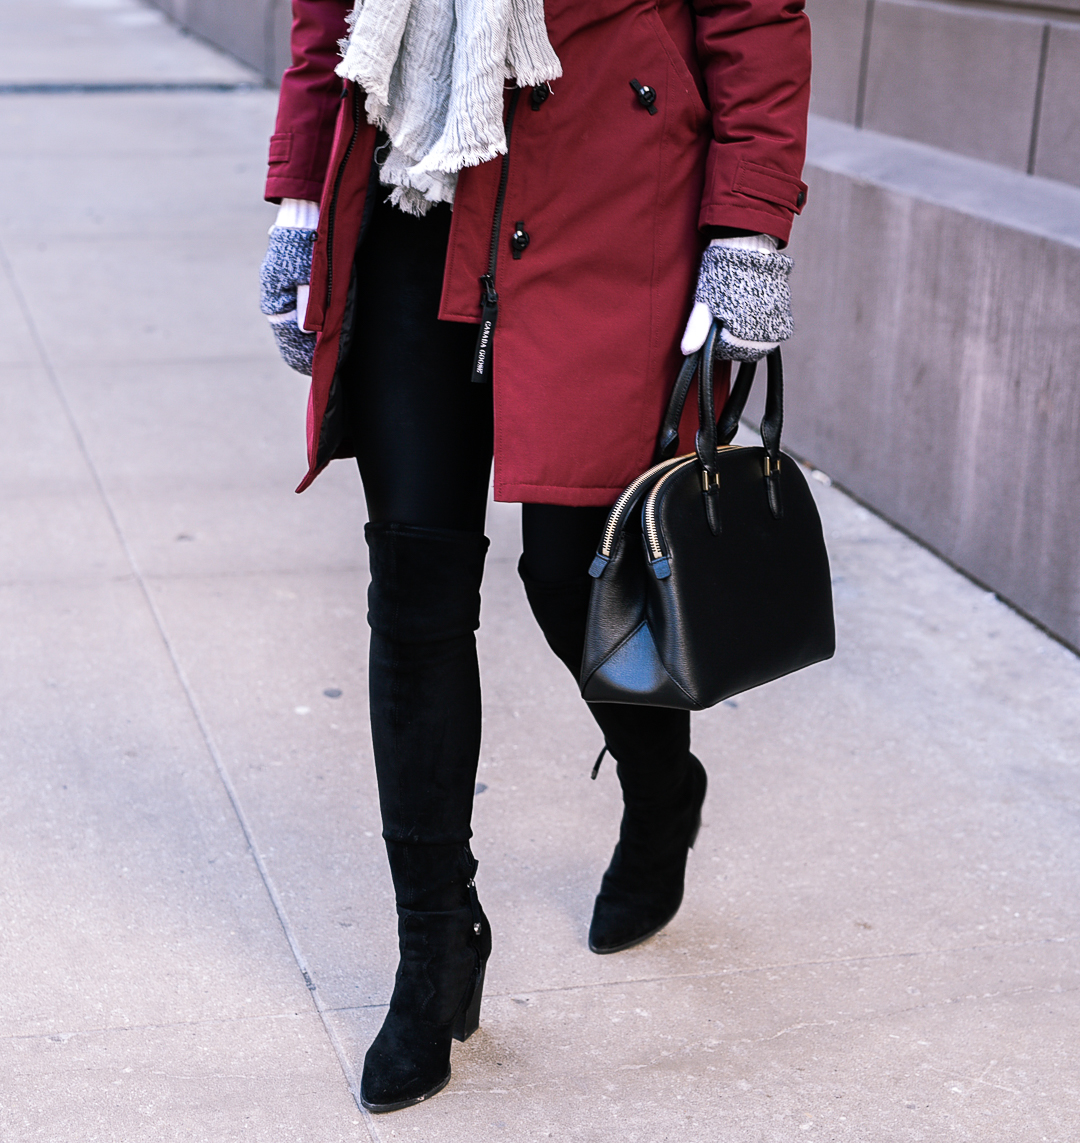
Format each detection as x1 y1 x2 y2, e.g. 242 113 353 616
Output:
2 2 1079 1140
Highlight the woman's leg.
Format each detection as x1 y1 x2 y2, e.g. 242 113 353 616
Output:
350 196 493 534
519 504 706 953
346 196 494 1111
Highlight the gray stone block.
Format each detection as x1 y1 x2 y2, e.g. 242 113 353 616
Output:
184 0 292 83
807 0 869 124
1008 0 1080 10
147 0 294 82
1034 23 1080 188
862 0 1045 171
800 114 1080 245
788 117 1080 648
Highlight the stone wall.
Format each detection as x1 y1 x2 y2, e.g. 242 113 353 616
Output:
783 117 1080 647
788 0 1080 648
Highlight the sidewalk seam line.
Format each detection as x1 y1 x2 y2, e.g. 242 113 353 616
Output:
0 82 263 95
0 237 380 1141
7 1010 330 1044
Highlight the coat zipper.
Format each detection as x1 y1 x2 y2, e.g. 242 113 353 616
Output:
472 86 522 381
324 85 363 313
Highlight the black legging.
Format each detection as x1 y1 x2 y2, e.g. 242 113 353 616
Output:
345 194 690 847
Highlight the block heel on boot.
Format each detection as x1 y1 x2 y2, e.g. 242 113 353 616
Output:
453 961 485 1043
589 753 708 954
360 907 491 1113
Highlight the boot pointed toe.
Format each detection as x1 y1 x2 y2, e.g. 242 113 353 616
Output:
360 1025 452 1113
588 754 707 955
588 890 683 954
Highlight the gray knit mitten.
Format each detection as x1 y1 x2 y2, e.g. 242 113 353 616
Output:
260 226 317 375
695 243 794 362
268 317 317 374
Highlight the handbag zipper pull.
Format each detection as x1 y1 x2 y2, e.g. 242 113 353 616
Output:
763 453 784 518
701 467 722 535
591 746 608 780
472 275 498 382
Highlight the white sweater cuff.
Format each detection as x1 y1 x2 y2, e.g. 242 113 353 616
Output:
273 198 320 232
708 234 779 255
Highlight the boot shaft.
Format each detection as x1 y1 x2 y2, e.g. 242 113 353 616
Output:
365 523 490 846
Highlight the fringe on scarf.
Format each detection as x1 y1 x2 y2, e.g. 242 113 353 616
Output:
336 0 561 214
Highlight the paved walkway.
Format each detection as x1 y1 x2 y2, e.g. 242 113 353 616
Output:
2 2 1079 1140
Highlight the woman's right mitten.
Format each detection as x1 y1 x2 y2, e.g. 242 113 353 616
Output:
260 199 319 375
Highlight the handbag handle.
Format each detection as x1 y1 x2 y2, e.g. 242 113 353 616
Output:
655 350 701 461
655 321 786 522
695 323 723 473
715 346 784 461
697 325 786 468
654 326 738 463
714 344 786 519
694 325 724 532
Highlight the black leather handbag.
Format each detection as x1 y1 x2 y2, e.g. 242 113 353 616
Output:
580 324 835 710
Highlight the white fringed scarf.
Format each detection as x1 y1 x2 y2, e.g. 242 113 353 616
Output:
336 0 561 215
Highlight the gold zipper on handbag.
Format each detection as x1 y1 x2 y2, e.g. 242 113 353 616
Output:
594 454 692 563
643 446 741 567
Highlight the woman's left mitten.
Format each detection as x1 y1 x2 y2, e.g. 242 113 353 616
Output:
694 237 794 362
260 225 317 375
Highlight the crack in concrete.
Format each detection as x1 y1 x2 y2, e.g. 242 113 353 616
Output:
922 1062 1021 1096
478 932 1079 998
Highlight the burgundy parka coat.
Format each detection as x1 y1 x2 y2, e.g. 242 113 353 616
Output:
267 0 811 505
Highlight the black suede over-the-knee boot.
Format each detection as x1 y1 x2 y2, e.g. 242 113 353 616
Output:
518 560 707 954
360 523 492 1113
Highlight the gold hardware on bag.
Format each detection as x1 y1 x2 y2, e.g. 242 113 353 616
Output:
763 455 781 477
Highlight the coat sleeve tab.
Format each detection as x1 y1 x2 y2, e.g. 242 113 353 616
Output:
269 133 293 165
732 160 808 214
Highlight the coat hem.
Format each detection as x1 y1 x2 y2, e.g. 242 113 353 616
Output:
494 480 624 508
295 461 327 493
436 307 481 325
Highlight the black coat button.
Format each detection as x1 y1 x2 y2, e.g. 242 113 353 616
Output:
629 78 659 115
796 190 806 208
511 222 530 258
530 84 550 110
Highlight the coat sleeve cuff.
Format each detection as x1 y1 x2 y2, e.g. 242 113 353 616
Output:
265 175 331 205
699 157 808 248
